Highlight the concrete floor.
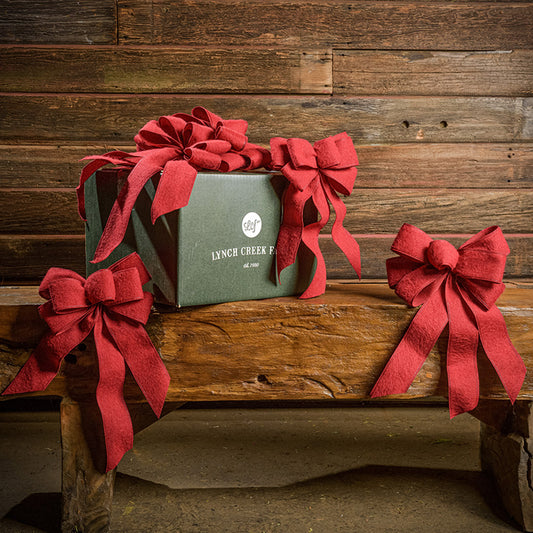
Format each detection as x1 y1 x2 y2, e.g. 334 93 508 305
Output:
0 405 521 532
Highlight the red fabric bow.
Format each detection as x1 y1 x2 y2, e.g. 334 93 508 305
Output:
269 132 360 299
370 224 526 417
2 253 170 471
78 107 271 263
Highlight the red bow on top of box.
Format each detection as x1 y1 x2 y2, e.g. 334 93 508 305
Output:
2 253 169 471
269 132 361 298
370 224 526 417
78 107 270 264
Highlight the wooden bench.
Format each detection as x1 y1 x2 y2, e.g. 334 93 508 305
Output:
1 281 532 532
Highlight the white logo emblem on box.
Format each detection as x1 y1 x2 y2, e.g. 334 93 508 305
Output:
242 212 262 238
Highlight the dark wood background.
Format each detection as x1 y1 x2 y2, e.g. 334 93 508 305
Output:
1 0 532 282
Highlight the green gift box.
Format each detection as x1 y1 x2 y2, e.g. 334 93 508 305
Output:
85 169 315 307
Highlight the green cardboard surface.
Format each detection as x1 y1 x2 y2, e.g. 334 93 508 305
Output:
85 169 314 307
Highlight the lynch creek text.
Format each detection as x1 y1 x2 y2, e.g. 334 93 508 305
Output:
211 245 276 262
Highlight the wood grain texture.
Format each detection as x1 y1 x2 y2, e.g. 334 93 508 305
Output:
341 189 533 234
117 0 533 50
1 234 532 282
322 235 533 280
355 143 533 188
0 283 531 402
0 235 86 279
2 143 532 189
2 188 530 235
1 95 532 144
0 190 82 234
334 50 533 97
0 0 116 44
0 144 130 188
60 398 116 533
480 402 533 531
0 47 332 94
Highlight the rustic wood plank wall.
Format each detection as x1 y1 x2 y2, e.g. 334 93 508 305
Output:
0 0 532 281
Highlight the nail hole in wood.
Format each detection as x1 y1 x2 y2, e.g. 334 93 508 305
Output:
257 374 271 384
439 121 448 128
65 353 77 364
401 120 410 129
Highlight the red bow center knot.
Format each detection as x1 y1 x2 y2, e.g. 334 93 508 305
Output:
84 269 117 304
370 224 526 418
426 240 459 271
2 254 170 472
270 132 361 299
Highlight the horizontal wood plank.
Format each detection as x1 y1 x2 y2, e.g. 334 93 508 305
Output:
0 144 127 188
334 50 533 97
1 188 531 235
1 95 532 144
2 143 532 189
357 143 533 188
0 190 83 234
1 234 532 282
0 236 86 280
1 283 532 402
117 0 533 50
342 189 533 234
0 1 116 44
0 47 332 94
325 235 533 279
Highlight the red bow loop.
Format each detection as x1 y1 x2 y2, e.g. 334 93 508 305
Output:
269 133 360 298
372 224 526 417
2 253 170 472
215 122 248 151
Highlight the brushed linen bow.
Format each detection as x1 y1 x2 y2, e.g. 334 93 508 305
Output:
2 253 170 471
370 224 526 417
269 132 360 298
78 107 270 263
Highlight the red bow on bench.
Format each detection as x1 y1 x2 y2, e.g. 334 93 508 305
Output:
77 107 270 264
370 224 526 417
2 253 170 471
269 132 361 299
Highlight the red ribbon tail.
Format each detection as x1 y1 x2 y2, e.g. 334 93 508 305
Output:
93 317 133 472
445 278 480 418
151 160 198 223
299 184 330 299
276 186 310 280
324 182 361 279
92 153 174 264
105 316 169 417
2 333 63 394
470 301 527 404
370 285 448 398
77 159 113 221
2 323 92 395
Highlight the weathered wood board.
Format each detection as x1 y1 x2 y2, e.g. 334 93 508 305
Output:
117 0 533 50
2 143 532 189
1 235 533 282
2 95 531 143
0 0 117 44
1 283 532 403
334 50 533 97
2 188 530 235
0 47 332 94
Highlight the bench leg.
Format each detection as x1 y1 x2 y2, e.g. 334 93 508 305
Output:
480 400 533 531
60 397 116 533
